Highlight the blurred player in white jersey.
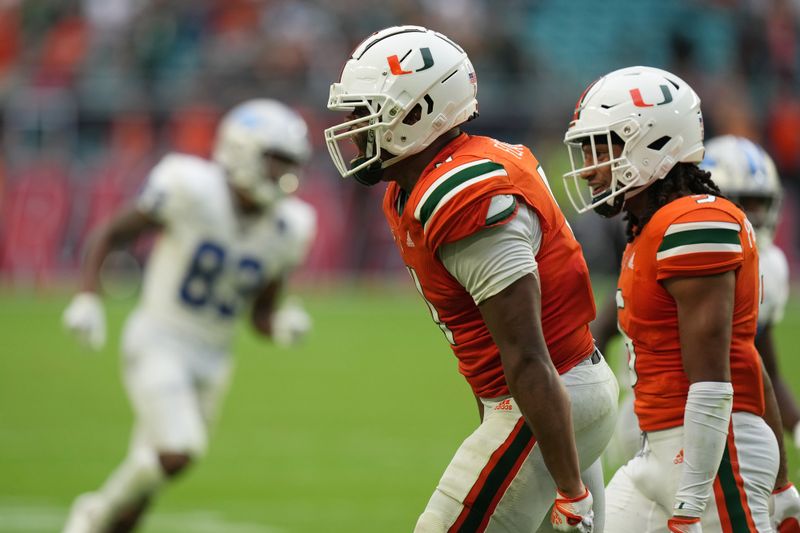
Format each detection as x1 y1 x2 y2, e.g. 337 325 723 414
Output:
61 99 317 533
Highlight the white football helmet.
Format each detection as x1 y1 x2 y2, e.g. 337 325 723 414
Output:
702 135 782 244
563 66 705 215
213 99 311 207
325 25 478 184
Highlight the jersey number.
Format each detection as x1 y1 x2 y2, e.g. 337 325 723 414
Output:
616 289 639 387
407 267 456 345
179 240 263 317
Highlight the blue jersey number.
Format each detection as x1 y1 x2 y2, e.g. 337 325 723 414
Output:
179 240 263 317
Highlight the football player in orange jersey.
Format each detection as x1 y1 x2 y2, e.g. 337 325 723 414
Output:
326 26 619 532
563 66 798 532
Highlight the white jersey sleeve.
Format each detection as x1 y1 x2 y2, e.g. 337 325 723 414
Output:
759 243 790 328
271 196 317 275
438 197 541 305
136 154 197 225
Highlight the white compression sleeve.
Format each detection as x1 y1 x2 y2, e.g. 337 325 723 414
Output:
438 200 541 305
673 381 734 517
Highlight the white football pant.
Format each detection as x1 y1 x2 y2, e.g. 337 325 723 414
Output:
416 352 619 533
122 310 232 456
605 411 779 532
63 310 232 533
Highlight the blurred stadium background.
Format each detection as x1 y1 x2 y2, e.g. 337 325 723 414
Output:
1 1 799 531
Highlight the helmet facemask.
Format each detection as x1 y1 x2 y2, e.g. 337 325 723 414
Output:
563 122 642 217
324 91 403 186
738 194 779 247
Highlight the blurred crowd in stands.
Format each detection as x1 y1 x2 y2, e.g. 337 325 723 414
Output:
1 0 799 286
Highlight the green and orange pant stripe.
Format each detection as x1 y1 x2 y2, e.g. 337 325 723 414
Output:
712 425 758 533
448 418 536 532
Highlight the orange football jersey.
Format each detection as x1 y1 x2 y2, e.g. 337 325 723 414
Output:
383 133 596 398
617 194 763 431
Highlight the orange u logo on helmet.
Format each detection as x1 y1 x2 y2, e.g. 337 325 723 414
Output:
386 47 435 75
629 85 673 107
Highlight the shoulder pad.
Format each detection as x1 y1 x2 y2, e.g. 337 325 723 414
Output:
413 158 507 228
414 158 518 250
654 199 745 279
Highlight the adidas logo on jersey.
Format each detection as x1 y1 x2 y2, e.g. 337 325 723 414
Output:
406 231 414 248
494 399 513 411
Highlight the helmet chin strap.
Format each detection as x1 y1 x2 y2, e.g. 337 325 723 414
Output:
349 126 385 186
350 156 384 186
591 190 625 218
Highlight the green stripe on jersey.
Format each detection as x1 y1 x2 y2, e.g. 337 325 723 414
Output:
418 161 505 227
658 228 740 253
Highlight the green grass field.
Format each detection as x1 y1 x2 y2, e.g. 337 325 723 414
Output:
1 283 799 532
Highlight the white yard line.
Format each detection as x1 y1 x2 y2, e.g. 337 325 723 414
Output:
0 500 285 533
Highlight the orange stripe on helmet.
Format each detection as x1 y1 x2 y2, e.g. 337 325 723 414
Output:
571 78 601 123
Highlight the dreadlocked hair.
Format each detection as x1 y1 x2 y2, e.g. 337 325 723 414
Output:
625 163 724 242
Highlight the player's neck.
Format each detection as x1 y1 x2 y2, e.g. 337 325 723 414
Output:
387 128 462 193
625 186 691 227
624 192 649 222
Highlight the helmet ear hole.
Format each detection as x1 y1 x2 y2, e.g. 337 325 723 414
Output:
403 104 423 126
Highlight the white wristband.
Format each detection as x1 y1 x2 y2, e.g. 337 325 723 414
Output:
673 381 733 517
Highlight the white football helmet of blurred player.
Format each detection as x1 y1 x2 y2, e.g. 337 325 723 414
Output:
563 66 705 216
325 25 478 185
213 99 311 207
701 135 782 246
